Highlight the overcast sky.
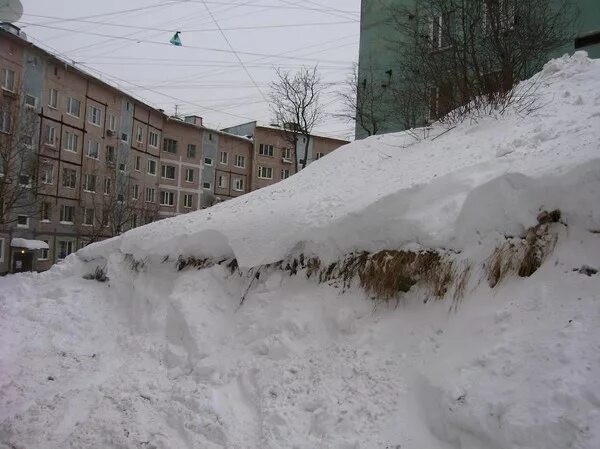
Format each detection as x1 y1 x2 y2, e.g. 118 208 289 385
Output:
15 0 361 140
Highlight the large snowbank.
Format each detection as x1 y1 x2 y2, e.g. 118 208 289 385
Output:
1 53 600 449
80 51 600 268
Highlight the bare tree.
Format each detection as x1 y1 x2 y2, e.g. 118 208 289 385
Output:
337 64 387 137
388 0 578 124
0 88 43 224
269 66 324 171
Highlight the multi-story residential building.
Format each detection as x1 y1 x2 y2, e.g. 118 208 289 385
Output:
356 0 600 139
0 24 347 274
221 121 348 191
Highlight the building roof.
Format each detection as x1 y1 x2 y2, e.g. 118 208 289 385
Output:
222 120 350 144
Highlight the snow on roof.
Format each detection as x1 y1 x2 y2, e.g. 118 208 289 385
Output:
11 238 49 250
79 52 600 269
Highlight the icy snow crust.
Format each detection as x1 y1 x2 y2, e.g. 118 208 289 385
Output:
1 53 600 449
80 52 600 268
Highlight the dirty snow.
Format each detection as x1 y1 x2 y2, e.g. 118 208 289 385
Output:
1 52 600 449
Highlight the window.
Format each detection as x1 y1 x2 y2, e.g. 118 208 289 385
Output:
187 144 196 158
86 140 100 159
0 238 3 263
83 208 95 226
104 178 111 195
46 125 56 146
147 159 157 175
161 164 176 179
149 130 159 147
202 182 211 189
235 154 246 168
136 125 143 143
118 193 124 203
132 184 140 199
0 107 10 133
17 215 29 228
121 132 129 143
482 0 515 33
185 168 194 182
428 12 453 50
62 168 76 188
160 190 175 206
282 148 292 160
163 138 177 153
22 135 32 147
83 174 96 192
183 194 193 208
108 114 116 131
106 145 115 163
429 86 440 120
145 187 156 202
258 166 273 179
58 240 74 259
315 152 324 160
259 144 274 156
60 205 75 223
134 155 141 171
217 175 227 188
48 88 58 108
281 169 290 180
88 105 102 126
64 132 78 152
233 177 245 191
2 68 15 92
24 94 37 108
220 151 228 164
204 157 213 166
67 97 81 117
119 163 126 172
39 241 49 260
79 240 89 250
208 133 213 141
19 174 30 187
42 165 54 184
41 202 51 221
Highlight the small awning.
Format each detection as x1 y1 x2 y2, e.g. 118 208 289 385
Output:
10 238 49 250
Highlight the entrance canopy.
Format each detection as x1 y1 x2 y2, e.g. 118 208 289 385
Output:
10 238 49 250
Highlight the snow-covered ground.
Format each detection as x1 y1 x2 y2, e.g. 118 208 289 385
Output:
1 52 600 449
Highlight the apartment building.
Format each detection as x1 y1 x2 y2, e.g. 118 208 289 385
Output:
222 121 348 191
0 24 347 274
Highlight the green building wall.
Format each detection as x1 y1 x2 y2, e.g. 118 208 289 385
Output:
356 0 600 139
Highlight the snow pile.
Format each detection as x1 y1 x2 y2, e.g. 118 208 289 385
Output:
79 51 600 268
1 52 600 449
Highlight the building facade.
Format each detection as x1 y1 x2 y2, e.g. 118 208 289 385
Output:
222 121 348 191
0 25 348 274
356 0 600 138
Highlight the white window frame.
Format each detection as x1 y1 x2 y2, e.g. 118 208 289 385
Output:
281 169 290 180
258 144 274 157
136 125 143 143
104 178 111 195
204 157 213 166
185 168 194 183
38 241 49 261
149 130 159 148
257 166 273 179
161 164 176 180
133 184 140 200
48 88 58 109
88 105 102 127
46 125 56 147
64 132 78 152
187 144 196 158
233 177 244 192
234 154 245 168
67 97 81 118
282 148 292 160
315 152 324 160
42 165 54 184
82 208 95 226
60 205 75 224
217 174 227 188
83 173 96 192
86 140 100 160
57 240 74 260
62 168 76 189
147 159 157 175
159 190 175 206
145 187 156 203
24 94 37 109
0 238 4 263
183 194 193 209
2 68 15 92
16 215 29 228
108 114 117 131
134 155 141 171
41 201 51 222
220 151 228 164
202 182 211 190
